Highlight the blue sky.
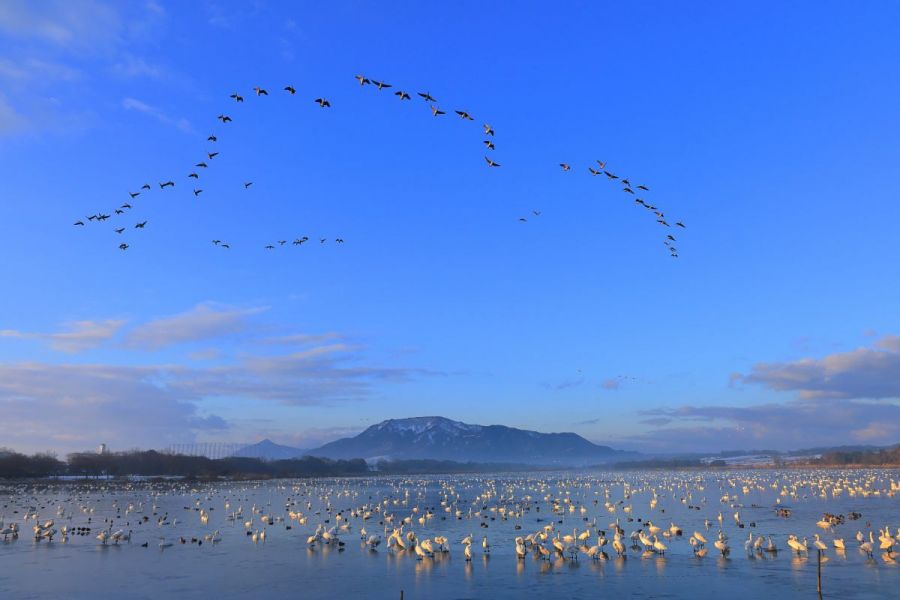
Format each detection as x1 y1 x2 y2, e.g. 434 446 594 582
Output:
1 0 899 454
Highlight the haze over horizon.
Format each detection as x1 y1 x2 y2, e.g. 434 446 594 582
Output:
2 0 900 456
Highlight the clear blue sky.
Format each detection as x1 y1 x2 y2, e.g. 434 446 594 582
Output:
1 0 899 454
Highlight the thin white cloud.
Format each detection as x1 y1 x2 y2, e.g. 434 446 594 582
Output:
111 54 164 79
0 362 227 453
0 93 27 134
624 398 900 453
122 97 194 133
0 319 125 353
125 302 268 350
0 343 434 452
263 332 346 345
0 0 122 51
738 335 900 400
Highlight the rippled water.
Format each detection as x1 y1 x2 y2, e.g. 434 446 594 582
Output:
1 469 897 599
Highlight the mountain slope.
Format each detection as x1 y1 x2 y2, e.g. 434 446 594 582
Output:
308 416 629 465
233 439 308 460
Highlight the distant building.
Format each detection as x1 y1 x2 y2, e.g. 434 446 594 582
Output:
98 443 108 455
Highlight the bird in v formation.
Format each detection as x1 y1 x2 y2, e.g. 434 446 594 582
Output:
78 75 685 258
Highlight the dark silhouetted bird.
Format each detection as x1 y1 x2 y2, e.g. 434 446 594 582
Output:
207 152 219 159
455 110 474 120
218 114 232 122
484 140 495 150
560 163 571 171
74 221 84 226
483 123 494 136
189 173 199 179
193 189 203 196
430 105 445 116
229 93 243 102
418 91 436 102
196 162 208 168
119 243 129 250
676 222 686 228
244 182 253 188
314 98 331 107
637 184 649 191
253 87 268 96
160 181 175 188
355 75 370 86
284 85 296 95
208 134 217 142
135 221 147 228
115 228 125 234
371 80 391 90
394 90 411 100
141 184 151 190
485 156 500 167
129 192 140 198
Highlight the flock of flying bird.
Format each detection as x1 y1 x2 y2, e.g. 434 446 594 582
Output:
73 74 687 259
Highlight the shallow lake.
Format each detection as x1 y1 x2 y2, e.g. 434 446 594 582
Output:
1 469 897 599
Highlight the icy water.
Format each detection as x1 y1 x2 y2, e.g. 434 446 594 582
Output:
1 469 898 599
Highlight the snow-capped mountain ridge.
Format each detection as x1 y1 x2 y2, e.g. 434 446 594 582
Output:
310 416 630 465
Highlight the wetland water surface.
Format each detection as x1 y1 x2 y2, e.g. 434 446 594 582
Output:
1 469 897 599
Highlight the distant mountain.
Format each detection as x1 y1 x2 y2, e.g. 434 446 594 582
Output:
307 416 632 466
233 439 308 460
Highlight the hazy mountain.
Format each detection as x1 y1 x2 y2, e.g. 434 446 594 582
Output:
233 439 308 460
307 416 631 465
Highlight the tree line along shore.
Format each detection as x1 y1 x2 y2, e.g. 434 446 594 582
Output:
0 447 898 480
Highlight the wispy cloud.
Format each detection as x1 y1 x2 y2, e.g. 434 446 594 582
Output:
0 0 122 50
262 332 346 346
608 336 900 452
173 343 435 405
0 57 80 83
0 343 433 451
0 319 125 353
124 303 268 350
737 335 900 400
0 93 28 134
0 1 175 137
122 97 193 133
111 54 164 79
0 362 227 453
623 398 900 452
